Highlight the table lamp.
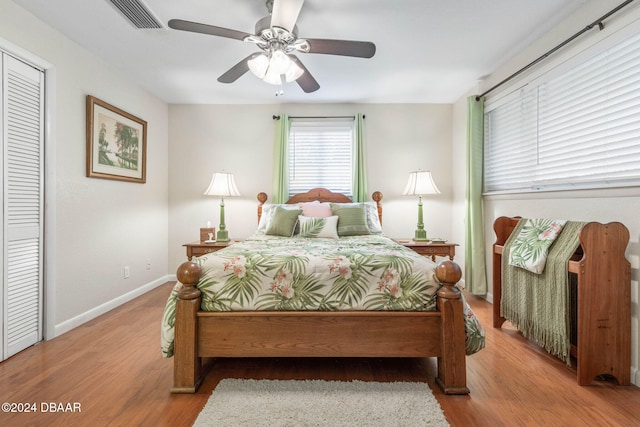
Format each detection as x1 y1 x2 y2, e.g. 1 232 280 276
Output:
402 170 440 241
203 171 240 242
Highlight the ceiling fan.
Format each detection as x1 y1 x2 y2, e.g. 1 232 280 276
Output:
168 0 376 94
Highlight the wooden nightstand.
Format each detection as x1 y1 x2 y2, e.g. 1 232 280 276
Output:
395 240 458 261
183 241 237 260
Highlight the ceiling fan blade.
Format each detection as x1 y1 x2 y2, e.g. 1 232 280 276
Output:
305 39 376 58
290 55 320 93
271 0 304 33
217 53 261 83
168 19 251 41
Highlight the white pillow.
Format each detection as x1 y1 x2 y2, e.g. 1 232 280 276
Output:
364 201 383 233
508 218 567 274
298 215 339 239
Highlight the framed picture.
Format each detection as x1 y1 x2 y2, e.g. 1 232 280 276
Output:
86 95 147 183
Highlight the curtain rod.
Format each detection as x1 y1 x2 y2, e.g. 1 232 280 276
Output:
272 115 364 120
476 0 637 100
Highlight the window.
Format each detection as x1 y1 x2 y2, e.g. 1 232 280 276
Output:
287 119 354 197
484 28 640 193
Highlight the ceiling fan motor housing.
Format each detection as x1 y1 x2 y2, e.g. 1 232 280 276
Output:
252 16 308 54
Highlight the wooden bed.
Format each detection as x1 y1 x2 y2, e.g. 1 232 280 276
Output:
171 188 470 394
492 216 631 385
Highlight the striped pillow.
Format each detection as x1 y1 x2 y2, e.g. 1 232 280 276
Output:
330 204 371 236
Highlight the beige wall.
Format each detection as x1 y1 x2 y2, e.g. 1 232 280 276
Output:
3 1 456 340
451 0 640 385
168 103 454 271
0 0 170 336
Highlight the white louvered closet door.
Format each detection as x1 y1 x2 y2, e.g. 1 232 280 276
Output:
1 53 45 360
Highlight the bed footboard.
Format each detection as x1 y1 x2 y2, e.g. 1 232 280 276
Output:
171 260 469 394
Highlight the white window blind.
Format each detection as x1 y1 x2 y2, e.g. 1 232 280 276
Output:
484 28 640 193
288 119 354 197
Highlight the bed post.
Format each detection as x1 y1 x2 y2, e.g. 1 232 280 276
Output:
371 191 383 224
434 260 470 395
257 192 268 224
171 261 203 393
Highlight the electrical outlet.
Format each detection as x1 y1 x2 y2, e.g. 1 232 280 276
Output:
146 259 151 270
124 266 130 279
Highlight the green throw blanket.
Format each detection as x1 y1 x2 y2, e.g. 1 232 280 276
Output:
500 219 585 365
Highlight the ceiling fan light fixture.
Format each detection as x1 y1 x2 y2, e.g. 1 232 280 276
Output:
249 51 303 85
285 59 304 81
269 49 291 75
262 60 303 85
262 68 284 85
247 53 269 78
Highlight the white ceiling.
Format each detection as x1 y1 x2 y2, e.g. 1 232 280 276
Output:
13 0 589 104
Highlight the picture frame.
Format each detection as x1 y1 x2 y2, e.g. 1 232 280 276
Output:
86 95 147 183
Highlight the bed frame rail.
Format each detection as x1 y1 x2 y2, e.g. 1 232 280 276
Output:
171 260 469 395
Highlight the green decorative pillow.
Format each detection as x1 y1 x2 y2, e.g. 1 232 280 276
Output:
257 204 301 234
329 202 382 233
265 206 303 237
298 215 339 239
330 203 371 236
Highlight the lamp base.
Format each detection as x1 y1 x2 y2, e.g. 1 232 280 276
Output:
413 229 428 241
216 229 230 242
217 199 230 242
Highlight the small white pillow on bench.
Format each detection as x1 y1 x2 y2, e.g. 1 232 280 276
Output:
508 218 567 274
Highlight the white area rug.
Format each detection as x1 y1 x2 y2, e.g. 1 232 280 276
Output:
193 379 449 426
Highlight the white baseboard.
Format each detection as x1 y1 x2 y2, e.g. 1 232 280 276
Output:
54 275 171 337
485 292 493 304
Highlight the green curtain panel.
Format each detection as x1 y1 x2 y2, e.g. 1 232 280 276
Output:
352 113 368 202
465 97 488 295
272 114 290 204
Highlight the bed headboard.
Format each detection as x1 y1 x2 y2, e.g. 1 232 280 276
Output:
257 188 383 225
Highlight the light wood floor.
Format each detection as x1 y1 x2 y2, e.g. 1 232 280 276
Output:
1 282 638 427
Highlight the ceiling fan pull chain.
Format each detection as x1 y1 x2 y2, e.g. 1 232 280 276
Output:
276 74 285 96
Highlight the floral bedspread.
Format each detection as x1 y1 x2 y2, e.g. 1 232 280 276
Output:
161 234 484 357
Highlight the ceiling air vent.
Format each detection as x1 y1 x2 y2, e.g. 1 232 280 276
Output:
107 0 164 29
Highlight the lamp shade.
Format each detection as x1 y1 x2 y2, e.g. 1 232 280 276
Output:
402 171 441 196
247 54 269 79
203 172 241 197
